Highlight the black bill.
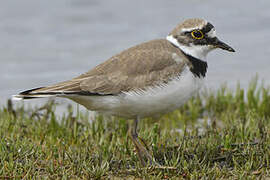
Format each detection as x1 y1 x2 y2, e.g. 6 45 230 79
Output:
212 38 235 52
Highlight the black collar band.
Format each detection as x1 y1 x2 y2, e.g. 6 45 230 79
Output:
169 41 208 78
180 50 208 78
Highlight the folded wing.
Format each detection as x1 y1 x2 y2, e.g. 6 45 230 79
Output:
14 39 188 99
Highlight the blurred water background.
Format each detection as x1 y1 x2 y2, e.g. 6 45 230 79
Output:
0 0 270 112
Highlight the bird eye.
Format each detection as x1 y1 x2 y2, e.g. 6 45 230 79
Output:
191 30 204 40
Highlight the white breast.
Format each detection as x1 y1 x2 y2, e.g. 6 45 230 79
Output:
70 66 204 118
119 66 203 117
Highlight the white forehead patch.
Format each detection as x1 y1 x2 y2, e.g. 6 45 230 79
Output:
181 26 202 33
207 28 216 38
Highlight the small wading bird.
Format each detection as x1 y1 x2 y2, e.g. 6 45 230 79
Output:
14 18 235 166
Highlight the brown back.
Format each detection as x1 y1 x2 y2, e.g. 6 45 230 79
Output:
33 39 190 95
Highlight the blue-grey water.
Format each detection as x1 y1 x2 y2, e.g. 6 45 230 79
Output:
1 0 270 111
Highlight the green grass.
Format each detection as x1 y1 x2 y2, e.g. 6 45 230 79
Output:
0 77 270 179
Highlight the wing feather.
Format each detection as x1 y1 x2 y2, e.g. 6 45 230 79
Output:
18 39 188 97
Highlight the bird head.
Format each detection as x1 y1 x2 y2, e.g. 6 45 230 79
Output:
167 18 235 60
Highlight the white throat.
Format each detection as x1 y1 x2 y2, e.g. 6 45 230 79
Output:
166 35 213 60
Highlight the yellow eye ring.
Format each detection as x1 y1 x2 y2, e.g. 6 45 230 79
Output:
191 30 204 40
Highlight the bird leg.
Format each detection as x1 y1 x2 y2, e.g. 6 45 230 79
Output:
128 116 158 167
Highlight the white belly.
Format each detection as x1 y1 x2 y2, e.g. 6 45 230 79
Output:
69 67 204 118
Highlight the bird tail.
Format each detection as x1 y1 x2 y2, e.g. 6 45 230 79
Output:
12 79 110 101
12 87 60 100
12 79 85 101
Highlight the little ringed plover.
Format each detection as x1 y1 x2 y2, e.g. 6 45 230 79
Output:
13 18 235 166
